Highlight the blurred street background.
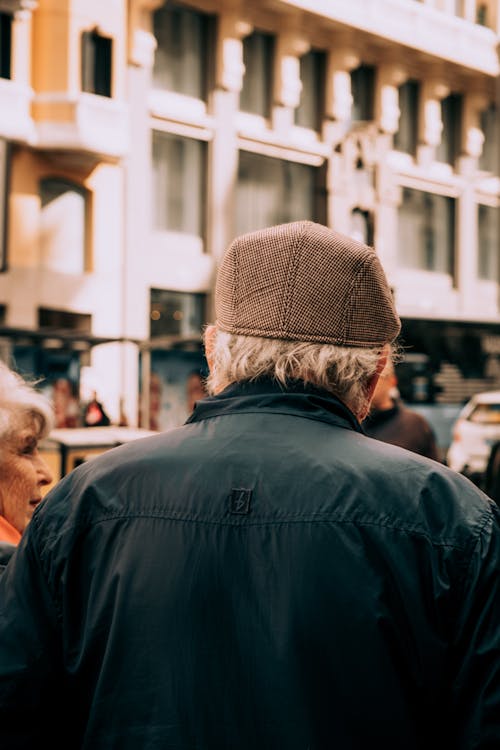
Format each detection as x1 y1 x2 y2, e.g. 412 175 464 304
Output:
0 0 500 484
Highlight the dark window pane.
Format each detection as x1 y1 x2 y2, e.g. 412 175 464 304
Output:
150 289 205 338
81 30 112 97
153 4 212 99
350 208 374 246
152 132 205 236
240 32 274 117
38 308 91 333
479 104 498 173
394 80 419 155
436 94 462 166
236 151 326 234
0 12 12 79
295 50 326 131
398 187 455 275
476 3 488 25
350 65 375 122
478 204 499 282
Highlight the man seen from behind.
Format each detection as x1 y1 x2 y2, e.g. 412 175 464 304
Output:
0 220 499 749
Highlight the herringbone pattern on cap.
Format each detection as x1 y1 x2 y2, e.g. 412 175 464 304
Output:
216 220 401 347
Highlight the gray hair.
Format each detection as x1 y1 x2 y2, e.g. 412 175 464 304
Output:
205 329 384 417
0 360 54 442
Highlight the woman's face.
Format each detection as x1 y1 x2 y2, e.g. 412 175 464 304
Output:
0 417 53 535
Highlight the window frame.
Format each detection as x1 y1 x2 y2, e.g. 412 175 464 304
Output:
39 177 92 273
0 11 12 80
81 28 113 98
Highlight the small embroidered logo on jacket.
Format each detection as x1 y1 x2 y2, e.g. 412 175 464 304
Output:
229 488 252 515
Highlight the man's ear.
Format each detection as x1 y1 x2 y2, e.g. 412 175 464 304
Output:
203 324 217 374
360 346 390 420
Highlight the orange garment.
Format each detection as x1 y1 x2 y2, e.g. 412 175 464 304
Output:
0 516 21 545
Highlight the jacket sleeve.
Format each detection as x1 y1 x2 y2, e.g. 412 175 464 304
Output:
0 524 64 747
451 500 500 749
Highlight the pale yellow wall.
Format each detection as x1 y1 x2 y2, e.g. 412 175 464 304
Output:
7 145 100 271
32 0 126 99
8 149 45 269
32 1 72 92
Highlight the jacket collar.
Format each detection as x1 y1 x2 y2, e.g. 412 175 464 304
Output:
186 378 363 434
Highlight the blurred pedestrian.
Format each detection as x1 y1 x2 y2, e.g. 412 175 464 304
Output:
83 391 110 427
363 357 441 461
52 377 80 428
1 221 500 748
0 361 53 569
185 369 207 414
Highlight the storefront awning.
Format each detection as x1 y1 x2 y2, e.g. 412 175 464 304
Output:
0 327 140 351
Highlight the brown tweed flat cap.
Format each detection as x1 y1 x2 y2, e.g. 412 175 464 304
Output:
215 220 401 347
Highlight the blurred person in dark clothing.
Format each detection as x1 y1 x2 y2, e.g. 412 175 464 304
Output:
186 369 208 414
0 222 499 749
83 391 111 427
484 441 500 504
363 358 441 461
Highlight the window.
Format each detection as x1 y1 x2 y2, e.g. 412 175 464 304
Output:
152 131 205 236
436 94 462 166
0 12 11 79
150 289 205 338
479 104 498 173
153 3 212 99
39 179 89 274
295 50 326 131
350 64 375 123
38 308 91 333
398 188 455 275
81 29 112 97
349 208 374 246
478 204 499 282
236 151 326 235
394 80 419 155
476 3 488 25
240 31 274 117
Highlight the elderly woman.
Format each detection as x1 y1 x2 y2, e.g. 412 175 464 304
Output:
0 361 54 569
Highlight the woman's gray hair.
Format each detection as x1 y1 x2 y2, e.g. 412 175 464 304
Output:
0 360 54 442
205 329 385 416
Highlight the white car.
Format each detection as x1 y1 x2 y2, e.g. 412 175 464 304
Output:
446 391 500 481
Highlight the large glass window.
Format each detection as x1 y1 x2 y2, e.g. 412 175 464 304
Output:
436 94 462 166
152 131 205 236
150 289 205 338
81 30 112 97
236 151 326 235
349 208 374 246
295 50 326 131
240 31 274 117
350 64 375 123
394 80 419 155
476 3 488 25
0 12 12 79
152 3 211 99
479 104 498 173
398 187 455 275
39 179 88 273
478 204 499 282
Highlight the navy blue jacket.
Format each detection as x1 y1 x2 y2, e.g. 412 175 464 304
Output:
1 379 500 749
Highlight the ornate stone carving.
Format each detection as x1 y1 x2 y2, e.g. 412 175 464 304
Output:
128 0 164 68
216 16 252 92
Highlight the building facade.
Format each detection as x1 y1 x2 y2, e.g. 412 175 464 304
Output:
1 0 500 436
